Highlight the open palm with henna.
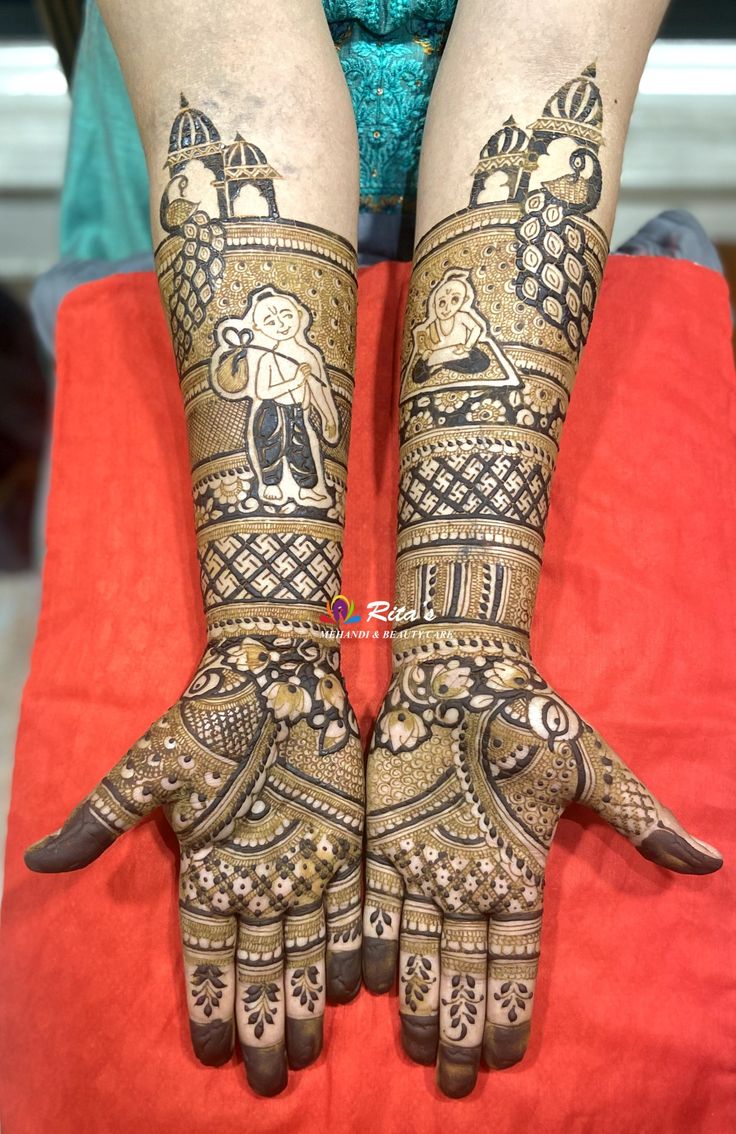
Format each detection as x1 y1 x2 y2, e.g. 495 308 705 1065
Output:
363 635 722 1096
26 637 364 1095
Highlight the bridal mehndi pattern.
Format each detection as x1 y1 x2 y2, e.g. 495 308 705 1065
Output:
25 72 721 1102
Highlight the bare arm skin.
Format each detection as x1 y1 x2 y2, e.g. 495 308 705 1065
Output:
25 1 363 1097
363 0 722 1098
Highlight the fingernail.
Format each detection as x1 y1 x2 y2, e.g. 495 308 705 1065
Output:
189 1018 234 1066
326 949 361 1004
692 836 722 859
483 1021 530 1069
241 1044 288 1096
639 828 723 875
362 939 398 993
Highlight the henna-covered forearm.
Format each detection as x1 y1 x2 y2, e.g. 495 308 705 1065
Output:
156 183 357 641
395 66 606 641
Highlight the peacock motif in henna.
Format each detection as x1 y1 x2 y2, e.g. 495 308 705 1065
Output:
363 64 722 1098
26 97 364 1097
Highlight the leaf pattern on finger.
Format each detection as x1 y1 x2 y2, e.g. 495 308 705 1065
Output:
369 908 393 938
441 974 481 1042
290 965 323 1012
242 982 281 1040
329 919 361 946
402 954 436 1013
494 979 533 1024
191 964 227 1019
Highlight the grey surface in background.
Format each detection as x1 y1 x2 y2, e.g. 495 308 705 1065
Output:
0 575 40 890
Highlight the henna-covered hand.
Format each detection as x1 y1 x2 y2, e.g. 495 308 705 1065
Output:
25 90 365 1096
365 64 721 1097
26 637 364 1094
363 636 721 1096
362 63 722 1096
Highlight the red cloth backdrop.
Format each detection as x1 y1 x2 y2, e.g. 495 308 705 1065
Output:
1 258 734 1132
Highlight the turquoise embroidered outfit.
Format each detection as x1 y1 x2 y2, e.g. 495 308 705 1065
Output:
326 1 457 210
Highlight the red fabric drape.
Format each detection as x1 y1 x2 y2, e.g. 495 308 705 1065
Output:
1 257 734 1132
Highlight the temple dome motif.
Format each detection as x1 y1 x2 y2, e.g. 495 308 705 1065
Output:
529 64 603 149
473 117 530 180
543 64 603 128
166 94 223 171
223 134 281 181
479 117 529 160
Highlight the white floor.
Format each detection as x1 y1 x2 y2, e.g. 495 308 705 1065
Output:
0 572 41 892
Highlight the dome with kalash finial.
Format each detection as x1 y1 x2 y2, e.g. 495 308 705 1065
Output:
479 117 529 162
165 94 223 171
473 117 529 180
223 134 282 181
469 117 530 207
530 63 603 149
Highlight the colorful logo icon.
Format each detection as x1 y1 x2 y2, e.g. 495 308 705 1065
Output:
320 594 361 625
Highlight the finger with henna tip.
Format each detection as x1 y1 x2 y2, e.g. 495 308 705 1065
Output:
181 909 237 1067
25 802 118 872
284 903 326 1070
25 707 196 873
398 896 442 1065
436 918 487 1098
638 815 723 875
236 917 288 1096
575 733 723 874
483 913 541 1070
362 853 403 993
324 862 362 1003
